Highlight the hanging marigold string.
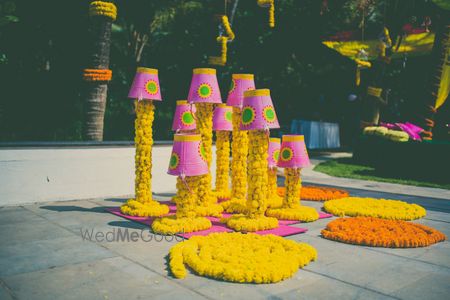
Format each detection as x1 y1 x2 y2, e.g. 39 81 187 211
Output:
277 186 349 201
209 15 235 66
169 232 317 283
88 1 117 21
322 217 446 248
324 197 426 220
257 0 275 28
82 69 112 82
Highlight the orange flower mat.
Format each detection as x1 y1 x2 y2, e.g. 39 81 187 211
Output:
322 217 446 248
277 186 349 201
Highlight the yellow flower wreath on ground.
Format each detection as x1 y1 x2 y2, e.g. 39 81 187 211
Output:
322 217 446 248
324 197 426 220
277 186 349 201
169 232 317 283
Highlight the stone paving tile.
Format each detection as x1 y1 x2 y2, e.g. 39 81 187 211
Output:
0 206 43 225
287 234 450 296
2 257 207 300
0 235 116 277
391 272 450 300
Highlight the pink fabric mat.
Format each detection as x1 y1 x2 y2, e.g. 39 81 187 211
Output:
106 207 310 238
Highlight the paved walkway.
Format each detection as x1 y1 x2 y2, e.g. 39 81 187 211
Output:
1 183 449 299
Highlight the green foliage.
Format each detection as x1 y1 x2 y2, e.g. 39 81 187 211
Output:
0 0 445 142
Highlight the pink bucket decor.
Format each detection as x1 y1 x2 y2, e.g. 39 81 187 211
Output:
168 134 208 177
240 89 280 130
277 135 310 169
213 104 233 131
226 74 256 108
187 68 222 104
172 100 196 131
268 137 281 168
128 67 162 101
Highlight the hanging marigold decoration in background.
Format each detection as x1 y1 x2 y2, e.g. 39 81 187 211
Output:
169 232 317 282
82 69 112 82
277 185 349 201
324 197 426 220
88 1 117 21
322 217 446 248
209 16 235 66
257 0 275 28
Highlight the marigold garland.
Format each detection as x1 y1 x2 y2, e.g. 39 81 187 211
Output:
83 68 112 82
277 186 349 201
221 107 249 212
225 131 278 231
266 168 319 222
363 126 409 142
208 16 235 66
169 232 317 283
324 197 426 220
257 0 275 28
195 103 223 216
121 101 169 217
214 131 231 199
89 1 117 21
267 168 283 208
322 217 446 248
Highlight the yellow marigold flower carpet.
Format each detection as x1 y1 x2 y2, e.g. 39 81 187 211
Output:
169 232 317 283
324 197 426 220
322 217 446 248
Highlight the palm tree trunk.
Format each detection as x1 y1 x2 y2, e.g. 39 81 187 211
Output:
83 10 113 141
418 11 450 139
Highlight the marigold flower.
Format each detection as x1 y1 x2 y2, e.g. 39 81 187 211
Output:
277 186 349 201
324 197 426 220
169 232 317 283
322 217 446 248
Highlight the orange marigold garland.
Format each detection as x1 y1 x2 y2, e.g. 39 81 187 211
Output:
322 217 446 248
83 69 112 82
277 186 349 201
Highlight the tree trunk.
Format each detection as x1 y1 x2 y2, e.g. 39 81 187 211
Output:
417 11 450 139
83 14 113 141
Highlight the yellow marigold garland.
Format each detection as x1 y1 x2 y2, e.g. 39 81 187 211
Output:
121 101 169 217
83 68 112 82
208 16 235 66
266 168 319 222
220 107 248 212
214 131 231 199
89 1 117 21
322 217 446 248
324 197 426 220
225 131 278 231
257 0 275 28
267 168 283 208
169 232 317 283
277 185 349 201
195 103 223 216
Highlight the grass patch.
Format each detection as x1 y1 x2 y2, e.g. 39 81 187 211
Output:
314 158 450 190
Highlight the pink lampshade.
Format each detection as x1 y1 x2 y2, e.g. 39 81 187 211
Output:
168 134 208 177
226 74 256 108
277 135 311 169
172 100 196 131
268 137 281 168
187 68 222 104
240 89 280 130
128 67 162 101
213 104 233 131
